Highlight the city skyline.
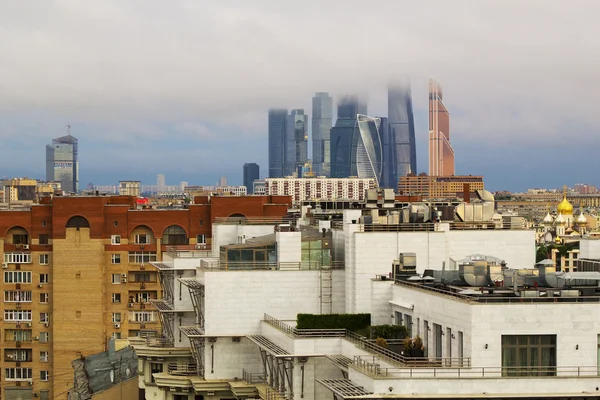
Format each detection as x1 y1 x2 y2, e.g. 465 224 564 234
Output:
1 1 599 191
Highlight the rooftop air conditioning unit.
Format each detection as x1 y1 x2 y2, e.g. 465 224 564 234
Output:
1 263 7 269
114 323 121 329
22 245 29 250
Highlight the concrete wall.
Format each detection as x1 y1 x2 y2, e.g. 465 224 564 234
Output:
211 224 275 257
203 337 262 380
579 238 600 259
92 378 138 400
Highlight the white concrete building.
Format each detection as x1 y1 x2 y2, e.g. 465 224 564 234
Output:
129 210 600 400
265 177 376 203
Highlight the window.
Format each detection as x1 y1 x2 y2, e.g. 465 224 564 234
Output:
39 254 49 265
40 351 48 362
112 274 121 284
5 350 29 361
5 367 32 380
130 311 156 322
4 310 32 321
40 274 49 284
4 253 32 264
135 234 150 244
502 335 556 376
405 315 413 337
39 332 49 343
12 234 28 245
134 272 151 282
4 291 32 302
136 292 152 303
39 293 49 303
113 221 118 227
111 254 121 264
112 313 121 323
174 396 188 400
200 220 203 226
39 234 49 245
40 370 49 381
111 235 121 245
11 330 32 341
128 252 157 264
395 311 403 326
196 234 206 244
113 332 122 339
162 225 187 245
112 293 121 303
4 271 32 283
41 221 46 227
150 362 163 383
40 313 49 323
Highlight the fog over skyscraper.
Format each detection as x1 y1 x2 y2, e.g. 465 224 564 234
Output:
46 126 79 193
429 79 455 176
386 81 417 188
337 95 367 119
311 92 333 177
285 109 309 177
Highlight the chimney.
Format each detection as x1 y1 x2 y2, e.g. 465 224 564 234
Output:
463 183 470 204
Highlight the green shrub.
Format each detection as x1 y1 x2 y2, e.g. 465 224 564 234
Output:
296 313 371 333
370 324 408 339
375 337 388 348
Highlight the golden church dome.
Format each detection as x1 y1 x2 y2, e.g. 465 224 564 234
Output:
557 196 573 215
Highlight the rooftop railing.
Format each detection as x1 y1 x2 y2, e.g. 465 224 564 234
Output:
263 314 470 368
167 362 198 376
351 356 597 379
358 223 436 232
201 260 344 271
214 217 296 225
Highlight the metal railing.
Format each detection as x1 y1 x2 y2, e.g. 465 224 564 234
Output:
351 357 598 379
167 362 198 376
264 387 287 400
358 223 436 232
263 314 470 368
214 217 296 225
242 369 266 384
394 279 600 304
201 260 344 271
146 337 174 348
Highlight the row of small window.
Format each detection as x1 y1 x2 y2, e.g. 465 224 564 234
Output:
111 234 151 245
4 272 49 284
5 350 49 362
8 330 50 342
4 253 50 264
5 368 49 381
111 253 158 264
4 291 49 303
111 312 157 323
111 272 153 283
4 311 50 323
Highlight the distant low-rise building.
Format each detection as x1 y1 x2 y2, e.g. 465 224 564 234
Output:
398 174 484 199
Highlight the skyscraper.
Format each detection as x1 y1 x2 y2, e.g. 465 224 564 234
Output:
386 81 417 188
429 79 455 176
337 95 367 119
311 92 333 177
331 114 384 186
243 163 260 194
45 127 78 193
285 109 309 176
157 174 165 191
268 109 287 178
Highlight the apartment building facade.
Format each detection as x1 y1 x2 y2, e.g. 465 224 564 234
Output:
0 194 291 400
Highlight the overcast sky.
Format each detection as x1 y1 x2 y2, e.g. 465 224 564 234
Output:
1 0 598 191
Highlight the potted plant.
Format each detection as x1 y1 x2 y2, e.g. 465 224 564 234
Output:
375 337 389 349
411 335 425 358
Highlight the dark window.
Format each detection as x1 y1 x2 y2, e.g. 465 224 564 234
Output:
41 221 46 227
39 235 49 245
114 221 118 227
502 335 556 376
162 226 188 245
66 216 90 228
200 220 203 226
13 234 28 245
135 272 151 282
150 362 163 383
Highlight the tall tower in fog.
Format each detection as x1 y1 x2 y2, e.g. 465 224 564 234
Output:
46 125 79 193
386 80 417 187
428 79 455 176
311 92 333 177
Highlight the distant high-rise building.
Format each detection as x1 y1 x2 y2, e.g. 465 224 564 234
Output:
285 109 309 177
311 92 333 177
219 176 228 187
429 79 455 176
331 114 384 186
337 95 367 119
385 81 417 188
46 126 78 193
243 163 260 194
156 174 165 191
268 109 287 178
179 181 188 192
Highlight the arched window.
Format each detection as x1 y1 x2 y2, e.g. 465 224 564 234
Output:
162 225 187 245
66 216 90 229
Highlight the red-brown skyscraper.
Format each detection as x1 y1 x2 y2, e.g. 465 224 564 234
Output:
428 79 455 176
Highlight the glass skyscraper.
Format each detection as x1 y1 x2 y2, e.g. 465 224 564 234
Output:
243 163 259 194
337 95 367 119
385 81 417 188
46 132 79 193
268 109 287 178
269 108 308 178
285 109 309 177
311 92 333 177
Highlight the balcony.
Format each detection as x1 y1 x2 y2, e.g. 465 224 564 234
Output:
4 353 32 362
167 362 198 376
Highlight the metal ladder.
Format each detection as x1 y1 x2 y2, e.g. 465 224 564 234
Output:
319 268 333 314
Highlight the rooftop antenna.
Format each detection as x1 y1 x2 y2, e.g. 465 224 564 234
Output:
67 124 71 137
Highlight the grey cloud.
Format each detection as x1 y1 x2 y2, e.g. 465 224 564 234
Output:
0 0 599 185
